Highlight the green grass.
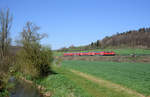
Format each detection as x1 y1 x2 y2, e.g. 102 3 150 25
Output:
62 60 150 96
35 68 91 97
35 66 140 97
55 67 139 97
54 48 150 56
53 51 64 56
90 48 150 55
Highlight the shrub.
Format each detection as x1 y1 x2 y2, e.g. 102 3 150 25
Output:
15 22 53 78
16 44 53 78
37 47 53 77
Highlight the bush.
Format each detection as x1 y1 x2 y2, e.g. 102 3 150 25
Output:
16 44 53 78
37 47 53 77
15 22 53 78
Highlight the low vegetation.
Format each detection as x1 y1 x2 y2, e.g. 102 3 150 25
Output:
35 69 91 97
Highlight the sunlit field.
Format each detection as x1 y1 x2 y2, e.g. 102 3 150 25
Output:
62 60 150 96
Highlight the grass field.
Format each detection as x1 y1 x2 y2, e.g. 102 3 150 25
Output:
54 48 150 56
35 59 150 97
36 66 145 97
62 60 150 96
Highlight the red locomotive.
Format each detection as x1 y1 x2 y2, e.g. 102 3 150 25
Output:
64 51 115 56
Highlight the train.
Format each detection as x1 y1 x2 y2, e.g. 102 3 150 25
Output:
64 51 115 56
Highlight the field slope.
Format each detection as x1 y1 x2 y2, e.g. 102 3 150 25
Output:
62 60 150 96
71 69 144 97
51 66 144 97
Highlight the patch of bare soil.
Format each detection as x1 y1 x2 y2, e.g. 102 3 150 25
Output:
61 56 150 63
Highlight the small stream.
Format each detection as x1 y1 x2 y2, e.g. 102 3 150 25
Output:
9 77 42 97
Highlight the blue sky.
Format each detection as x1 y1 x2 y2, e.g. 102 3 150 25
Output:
0 0 150 49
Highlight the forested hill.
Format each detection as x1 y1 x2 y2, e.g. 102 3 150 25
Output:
97 28 150 48
58 28 150 51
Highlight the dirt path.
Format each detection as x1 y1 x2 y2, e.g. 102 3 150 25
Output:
70 69 145 97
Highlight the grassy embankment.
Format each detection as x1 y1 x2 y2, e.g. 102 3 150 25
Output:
62 60 150 96
35 67 92 97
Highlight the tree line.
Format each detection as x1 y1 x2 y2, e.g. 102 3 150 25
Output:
99 28 150 48
58 28 150 52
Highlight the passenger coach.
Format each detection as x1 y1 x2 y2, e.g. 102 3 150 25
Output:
64 51 115 56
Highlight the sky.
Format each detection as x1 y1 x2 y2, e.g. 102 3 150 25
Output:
0 0 150 50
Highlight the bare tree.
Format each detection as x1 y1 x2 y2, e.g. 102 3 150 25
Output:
0 8 12 58
0 8 12 93
16 21 53 78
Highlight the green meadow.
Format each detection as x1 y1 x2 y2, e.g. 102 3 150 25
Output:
35 60 150 97
62 60 150 96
